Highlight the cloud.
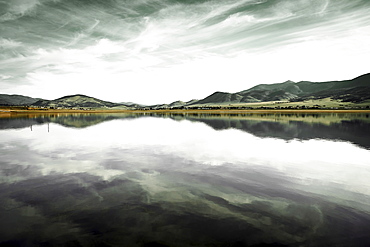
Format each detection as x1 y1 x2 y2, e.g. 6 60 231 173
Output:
0 12 18 22
271 0 330 17
67 19 101 46
0 0 370 103
0 38 22 48
0 0 44 22
9 0 40 15
0 38 24 59
2 117 370 195
0 74 13 80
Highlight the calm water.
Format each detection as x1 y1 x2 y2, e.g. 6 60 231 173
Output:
0 112 370 247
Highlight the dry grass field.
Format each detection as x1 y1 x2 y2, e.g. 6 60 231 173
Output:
1 98 370 116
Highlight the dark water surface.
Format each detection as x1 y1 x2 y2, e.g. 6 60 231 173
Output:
0 112 370 246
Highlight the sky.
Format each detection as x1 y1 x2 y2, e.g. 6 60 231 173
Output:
1 0 370 105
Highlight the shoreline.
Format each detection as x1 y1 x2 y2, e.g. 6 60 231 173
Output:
1 108 370 115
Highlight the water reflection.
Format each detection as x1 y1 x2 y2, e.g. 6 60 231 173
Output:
1 112 370 148
0 113 370 246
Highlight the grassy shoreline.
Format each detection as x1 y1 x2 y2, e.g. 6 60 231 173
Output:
1 107 370 115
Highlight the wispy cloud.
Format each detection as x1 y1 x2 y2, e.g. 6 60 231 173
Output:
0 0 40 19
67 19 101 46
1 0 370 103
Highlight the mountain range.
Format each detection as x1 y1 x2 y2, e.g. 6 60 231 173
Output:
1 73 370 109
191 73 370 106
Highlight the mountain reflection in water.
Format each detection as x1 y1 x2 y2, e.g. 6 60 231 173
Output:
1 112 370 149
0 112 370 246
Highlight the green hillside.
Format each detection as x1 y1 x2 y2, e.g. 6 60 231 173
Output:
190 73 370 106
0 94 42 106
32 94 130 109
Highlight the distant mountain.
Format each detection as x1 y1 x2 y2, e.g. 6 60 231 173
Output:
191 73 370 105
32 94 130 109
149 99 199 109
185 99 200 105
0 94 43 106
2 73 370 109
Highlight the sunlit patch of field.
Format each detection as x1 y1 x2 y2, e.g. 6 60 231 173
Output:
189 98 370 109
1 98 369 118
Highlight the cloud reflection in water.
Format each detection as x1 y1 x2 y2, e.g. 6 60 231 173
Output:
0 114 370 246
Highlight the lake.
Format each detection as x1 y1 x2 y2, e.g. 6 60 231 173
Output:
1 112 370 246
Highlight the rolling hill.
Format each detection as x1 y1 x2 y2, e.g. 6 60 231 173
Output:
32 94 130 109
0 94 43 106
1 73 369 109
191 73 370 106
